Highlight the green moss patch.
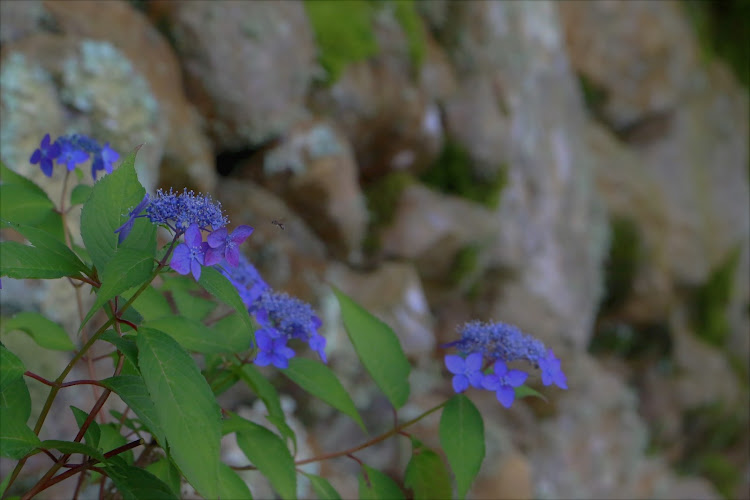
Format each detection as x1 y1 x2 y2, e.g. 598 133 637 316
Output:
600 216 641 311
691 246 740 347
362 171 416 253
420 141 507 209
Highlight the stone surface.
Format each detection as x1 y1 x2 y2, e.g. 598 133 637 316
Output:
153 0 316 150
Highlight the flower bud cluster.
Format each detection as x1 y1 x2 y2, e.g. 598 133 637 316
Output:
30 133 119 179
444 321 567 408
218 254 326 369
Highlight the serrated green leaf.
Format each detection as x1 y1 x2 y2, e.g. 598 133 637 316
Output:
229 413 296 500
0 416 41 459
0 376 32 424
98 424 132 466
146 458 182 497
333 288 410 409
211 313 255 353
136 327 221 498
0 184 63 240
100 332 139 369
106 459 178 500
0 220 87 274
101 375 165 447
283 357 365 431
170 288 216 322
303 472 341 500
144 315 247 354
218 463 253 499
2 312 75 351
358 464 405 500
0 344 25 390
122 285 172 322
38 439 106 462
439 394 485 499
70 406 101 449
236 364 297 452
198 266 254 332
80 149 154 274
82 247 155 329
404 438 452 499
70 184 92 206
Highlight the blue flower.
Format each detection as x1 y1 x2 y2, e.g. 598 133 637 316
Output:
114 194 151 244
254 328 296 369
170 223 208 281
204 225 254 267
146 188 228 233
445 352 484 393
538 349 568 389
215 253 270 308
91 142 119 179
481 361 528 408
30 134 62 177
308 333 327 364
451 321 547 364
56 138 89 171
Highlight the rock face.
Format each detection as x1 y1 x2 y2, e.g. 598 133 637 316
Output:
1 1 747 499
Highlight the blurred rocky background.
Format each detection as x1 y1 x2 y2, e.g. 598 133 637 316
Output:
1 1 748 499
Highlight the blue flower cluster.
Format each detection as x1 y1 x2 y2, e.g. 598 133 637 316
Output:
218 254 326 369
114 190 251 282
30 133 119 179
444 321 567 408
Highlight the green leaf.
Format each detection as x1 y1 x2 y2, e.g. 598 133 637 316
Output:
333 287 410 409
146 458 182 497
38 439 106 462
198 266 254 332
70 184 92 206
218 463 253 499
98 423 131 464
0 220 87 273
303 472 341 500
82 248 155 329
101 375 165 447
136 327 221 498
2 312 75 351
514 384 548 403
122 285 172 321
404 438 452 499
170 288 216 322
105 458 178 500
0 165 64 240
283 357 365 431
439 394 485 499
229 413 297 500
0 416 41 459
236 365 297 451
144 315 247 354
211 313 255 353
100 332 139 369
80 149 154 273
70 406 101 449
358 464 405 500
0 376 32 424
0 344 25 390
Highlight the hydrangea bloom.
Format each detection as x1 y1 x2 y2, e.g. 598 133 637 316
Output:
170 223 208 281
204 225 254 267
443 320 567 407
31 133 120 179
146 188 228 233
481 360 528 408
30 134 61 177
216 253 270 308
114 194 150 244
254 328 296 369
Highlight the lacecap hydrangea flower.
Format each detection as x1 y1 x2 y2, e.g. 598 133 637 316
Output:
444 321 567 408
114 189 251 282
30 133 120 179
217 254 327 369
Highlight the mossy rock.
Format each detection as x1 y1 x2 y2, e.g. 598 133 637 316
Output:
691 246 740 347
600 216 641 312
362 171 416 254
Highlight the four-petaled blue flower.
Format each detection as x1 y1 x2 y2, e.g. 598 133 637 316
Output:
444 352 484 393
30 134 62 177
254 328 296 369
204 225 254 267
170 223 208 281
57 139 89 171
538 348 568 389
91 143 120 179
481 360 528 408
